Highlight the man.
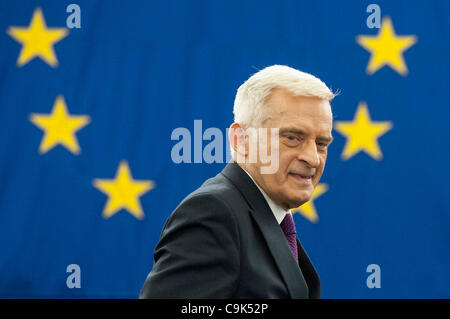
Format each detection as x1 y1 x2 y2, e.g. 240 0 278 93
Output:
139 65 335 298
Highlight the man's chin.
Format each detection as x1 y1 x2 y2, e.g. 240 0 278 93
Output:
287 194 312 209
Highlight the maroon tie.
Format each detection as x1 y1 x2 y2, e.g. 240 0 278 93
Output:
280 213 298 263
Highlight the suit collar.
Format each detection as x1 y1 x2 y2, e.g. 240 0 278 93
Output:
240 166 289 224
296 238 321 299
221 161 309 298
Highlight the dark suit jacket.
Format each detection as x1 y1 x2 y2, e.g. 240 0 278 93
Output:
139 161 320 298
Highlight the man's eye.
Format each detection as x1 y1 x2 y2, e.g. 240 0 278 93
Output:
286 136 300 143
283 135 301 146
317 142 328 148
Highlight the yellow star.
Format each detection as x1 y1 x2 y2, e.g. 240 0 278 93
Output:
7 7 68 67
356 17 417 75
93 161 155 219
292 183 328 223
30 95 90 154
334 102 392 161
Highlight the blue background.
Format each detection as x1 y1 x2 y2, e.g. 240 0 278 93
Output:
0 0 449 298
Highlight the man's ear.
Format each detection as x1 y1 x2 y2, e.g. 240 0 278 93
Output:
229 122 247 157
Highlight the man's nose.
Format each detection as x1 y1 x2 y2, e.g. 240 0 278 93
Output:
297 139 320 168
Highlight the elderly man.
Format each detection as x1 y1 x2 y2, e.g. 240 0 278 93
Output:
140 65 335 299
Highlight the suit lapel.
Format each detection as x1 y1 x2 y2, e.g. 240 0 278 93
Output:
296 237 321 298
221 162 309 298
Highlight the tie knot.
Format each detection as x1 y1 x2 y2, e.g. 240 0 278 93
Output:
280 213 296 236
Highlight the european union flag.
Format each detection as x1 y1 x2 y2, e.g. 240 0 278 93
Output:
0 0 448 298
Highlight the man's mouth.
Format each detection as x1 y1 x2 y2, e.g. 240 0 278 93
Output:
289 172 313 183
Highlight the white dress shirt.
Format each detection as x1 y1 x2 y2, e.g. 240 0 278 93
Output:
242 168 291 224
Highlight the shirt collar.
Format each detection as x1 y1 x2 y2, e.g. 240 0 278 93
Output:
242 167 291 225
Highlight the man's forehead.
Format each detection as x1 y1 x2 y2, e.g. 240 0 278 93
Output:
279 122 333 139
266 91 332 116
265 104 333 130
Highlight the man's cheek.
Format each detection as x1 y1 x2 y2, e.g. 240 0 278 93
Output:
314 171 323 186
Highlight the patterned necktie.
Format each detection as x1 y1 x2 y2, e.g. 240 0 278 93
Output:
280 213 298 263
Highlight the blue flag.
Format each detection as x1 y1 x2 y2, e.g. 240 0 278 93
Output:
0 0 448 298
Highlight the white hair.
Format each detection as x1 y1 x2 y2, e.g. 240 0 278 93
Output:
233 65 335 127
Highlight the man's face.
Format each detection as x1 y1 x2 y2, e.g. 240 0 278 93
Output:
249 88 333 210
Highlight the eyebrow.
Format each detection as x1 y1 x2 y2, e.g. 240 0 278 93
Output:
279 127 333 143
317 135 334 143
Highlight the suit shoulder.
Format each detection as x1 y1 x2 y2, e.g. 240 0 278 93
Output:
163 172 243 231
188 171 245 208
